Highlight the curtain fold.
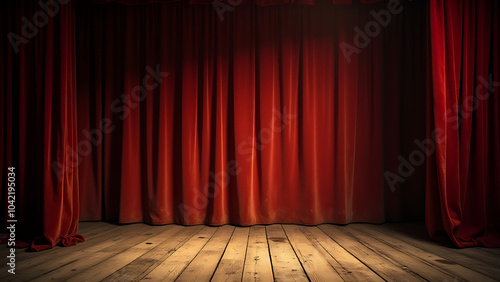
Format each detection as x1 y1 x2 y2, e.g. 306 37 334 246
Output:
426 0 500 247
75 0 427 226
1 0 83 251
6 0 499 251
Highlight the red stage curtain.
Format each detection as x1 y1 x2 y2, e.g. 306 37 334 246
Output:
92 0 385 5
6 0 500 251
1 0 83 250
75 0 427 226
426 0 500 247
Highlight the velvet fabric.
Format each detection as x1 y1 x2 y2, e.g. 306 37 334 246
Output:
1 0 84 250
74 0 426 226
1 0 499 251
426 0 500 247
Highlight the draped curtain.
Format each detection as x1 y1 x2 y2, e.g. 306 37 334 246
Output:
426 0 500 247
74 0 426 226
1 0 499 251
1 0 83 250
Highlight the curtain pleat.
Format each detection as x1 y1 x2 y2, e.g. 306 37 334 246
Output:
426 0 500 247
6 0 499 251
1 0 83 251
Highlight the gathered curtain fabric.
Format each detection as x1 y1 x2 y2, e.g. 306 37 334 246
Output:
1 0 498 251
74 0 426 226
426 0 500 247
92 0 386 5
1 0 84 250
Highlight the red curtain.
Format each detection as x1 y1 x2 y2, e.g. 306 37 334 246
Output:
92 0 386 5
426 0 500 247
1 0 84 250
74 0 426 226
4 0 500 251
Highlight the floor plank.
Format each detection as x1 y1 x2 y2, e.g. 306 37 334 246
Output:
12 222 117 266
211 227 249 282
319 224 425 281
300 226 384 282
283 225 343 282
478 247 500 256
6 223 150 281
103 225 204 281
379 223 500 280
242 226 274 282
141 226 218 281
30 224 160 281
266 224 308 282
176 225 235 281
2 222 499 282
351 224 496 282
68 225 185 281
344 224 457 281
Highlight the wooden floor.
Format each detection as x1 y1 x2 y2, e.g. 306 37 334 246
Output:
2 222 500 281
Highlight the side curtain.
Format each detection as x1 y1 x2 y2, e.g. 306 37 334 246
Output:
75 1 427 225
426 0 500 247
1 0 83 251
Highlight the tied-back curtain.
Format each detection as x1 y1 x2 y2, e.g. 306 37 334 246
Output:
75 0 427 226
426 0 500 247
1 0 83 250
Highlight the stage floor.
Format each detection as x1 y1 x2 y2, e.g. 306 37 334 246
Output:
2 222 500 281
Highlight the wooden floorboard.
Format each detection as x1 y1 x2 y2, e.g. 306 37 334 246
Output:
103 225 204 281
478 247 500 256
242 226 274 282
343 225 457 281
283 225 343 281
350 224 496 282
2 222 499 281
69 225 185 281
379 223 500 280
319 224 426 282
32 224 162 281
2 223 146 281
11 221 114 265
176 225 235 281
142 226 218 281
211 227 249 282
266 224 308 282
300 225 384 282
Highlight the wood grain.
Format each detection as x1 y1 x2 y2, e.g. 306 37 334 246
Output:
2 222 498 282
